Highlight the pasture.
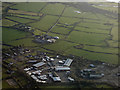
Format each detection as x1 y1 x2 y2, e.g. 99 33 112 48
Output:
28 15 59 31
41 3 65 15
67 31 109 46
51 26 70 34
11 2 47 13
2 19 18 26
2 27 28 43
2 2 119 64
6 16 34 23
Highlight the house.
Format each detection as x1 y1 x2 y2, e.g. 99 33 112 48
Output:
58 61 64 64
64 59 73 66
89 64 95 68
47 39 56 43
55 66 70 71
33 62 46 68
53 36 59 39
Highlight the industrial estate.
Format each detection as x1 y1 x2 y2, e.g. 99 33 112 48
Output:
1 2 119 89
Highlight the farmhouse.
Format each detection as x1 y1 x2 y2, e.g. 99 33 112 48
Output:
33 62 46 68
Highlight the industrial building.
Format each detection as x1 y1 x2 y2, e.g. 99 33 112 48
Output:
55 66 70 71
64 59 73 66
49 72 61 82
33 62 46 68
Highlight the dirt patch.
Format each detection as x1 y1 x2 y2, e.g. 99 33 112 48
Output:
8 10 38 16
6 79 17 86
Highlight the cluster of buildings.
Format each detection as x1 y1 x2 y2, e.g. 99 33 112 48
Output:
80 64 104 79
15 24 34 32
34 35 59 43
23 54 74 83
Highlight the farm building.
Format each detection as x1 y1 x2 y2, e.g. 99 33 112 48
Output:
49 72 61 82
55 66 70 71
33 62 46 68
27 60 37 63
64 59 73 66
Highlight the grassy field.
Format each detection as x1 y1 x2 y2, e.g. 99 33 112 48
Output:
77 22 112 30
90 2 118 14
43 40 76 53
41 3 65 15
8 10 38 16
7 37 38 47
13 14 40 20
2 27 28 43
28 15 58 31
64 47 118 64
2 2 119 65
51 26 70 34
74 26 109 34
11 2 47 13
62 6 83 18
2 19 18 26
111 27 118 41
6 16 34 23
83 45 118 54
59 17 80 25
67 31 109 46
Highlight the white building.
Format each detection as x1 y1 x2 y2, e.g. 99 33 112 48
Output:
33 62 46 68
48 72 61 82
64 59 73 66
55 66 70 71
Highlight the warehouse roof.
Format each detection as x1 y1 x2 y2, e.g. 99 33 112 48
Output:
33 62 45 67
64 59 73 66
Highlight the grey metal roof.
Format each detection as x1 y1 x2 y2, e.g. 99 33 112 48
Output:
33 62 46 67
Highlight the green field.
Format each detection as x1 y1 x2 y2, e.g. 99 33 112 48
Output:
2 27 28 43
59 17 80 25
13 14 40 20
74 26 109 34
41 3 65 15
2 2 119 65
51 26 70 34
83 45 118 54
2 19 18 26
67 31 109 46
28 15 58 31
43 40 76 53
6 16 34 23
77 22 112 30
64 47 118 64
7 37 38 47
62 6 83 18
11 2 47 12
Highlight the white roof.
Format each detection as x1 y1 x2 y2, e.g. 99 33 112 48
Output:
68 77 74 81
64 59 73 66
33 62 45 67
52 77 61 81
31 75 38 80
55 66 70 71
